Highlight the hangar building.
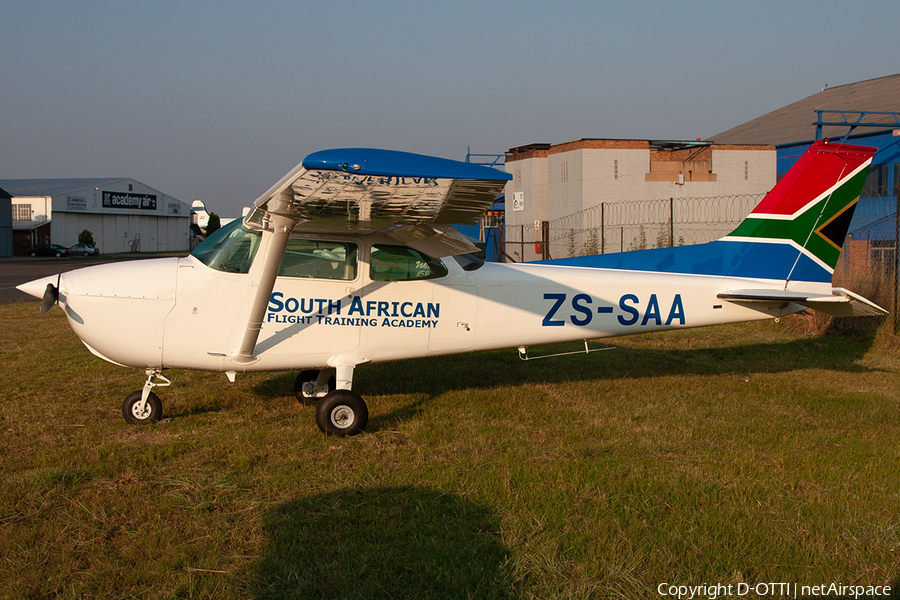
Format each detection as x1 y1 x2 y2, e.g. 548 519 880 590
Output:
709 72 900 175
709 72 900 277
0 178 190 255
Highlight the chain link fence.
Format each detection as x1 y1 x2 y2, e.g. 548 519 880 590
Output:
501 194 764 263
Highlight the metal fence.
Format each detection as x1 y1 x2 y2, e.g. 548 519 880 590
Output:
501 194 764 263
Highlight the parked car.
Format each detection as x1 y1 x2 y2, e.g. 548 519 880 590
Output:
68 244 100 256
28 244 70 257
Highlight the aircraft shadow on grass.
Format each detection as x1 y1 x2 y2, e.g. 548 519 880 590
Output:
253 485 518 600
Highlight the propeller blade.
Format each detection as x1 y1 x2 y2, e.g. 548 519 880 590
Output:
40 283 58 314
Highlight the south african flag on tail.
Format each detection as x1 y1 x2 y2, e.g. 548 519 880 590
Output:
716 139 887 317
721 139 874 284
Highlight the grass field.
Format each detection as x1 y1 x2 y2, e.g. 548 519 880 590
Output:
1 301 899 599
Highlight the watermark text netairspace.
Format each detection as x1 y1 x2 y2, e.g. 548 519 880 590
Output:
657 582 892 599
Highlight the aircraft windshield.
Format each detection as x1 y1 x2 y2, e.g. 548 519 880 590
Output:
191 219 262 273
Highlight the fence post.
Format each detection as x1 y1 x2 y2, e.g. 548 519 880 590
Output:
520 225 524 263
601 202 606 254
894 188 899 335
669 197 675 247
542 221 550 260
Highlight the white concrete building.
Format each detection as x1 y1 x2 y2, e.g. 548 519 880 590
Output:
504 139 775 260
506 139 775 224
0 178 190 254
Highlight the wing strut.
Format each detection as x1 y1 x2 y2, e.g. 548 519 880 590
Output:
233 214 297 364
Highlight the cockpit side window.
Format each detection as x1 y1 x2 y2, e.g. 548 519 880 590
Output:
370 245 448 281
192 219 261 273
278 239 358 280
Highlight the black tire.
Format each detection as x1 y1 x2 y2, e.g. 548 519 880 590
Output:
122 390 163 424
294 370 336 405
28 251 36 257
54 251 62 257
82 251 89 256
316 390 368 437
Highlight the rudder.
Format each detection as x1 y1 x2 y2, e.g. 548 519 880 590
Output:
722 139 875 279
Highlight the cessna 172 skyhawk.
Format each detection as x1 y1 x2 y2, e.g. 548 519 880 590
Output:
18 140 888 436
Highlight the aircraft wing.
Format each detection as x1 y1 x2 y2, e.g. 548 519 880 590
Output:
717 288 888 317
244 148 511 257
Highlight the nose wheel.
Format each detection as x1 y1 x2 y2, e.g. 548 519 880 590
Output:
122 390 162 424
122 370 170 425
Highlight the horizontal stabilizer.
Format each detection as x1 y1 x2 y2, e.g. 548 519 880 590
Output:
718 288 888 317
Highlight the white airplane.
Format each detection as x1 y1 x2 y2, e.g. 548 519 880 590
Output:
18 141 888 436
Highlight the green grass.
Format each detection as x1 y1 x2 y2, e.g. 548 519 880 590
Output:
1 301 899 599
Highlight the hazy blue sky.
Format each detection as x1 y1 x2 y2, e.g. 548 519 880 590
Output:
3 0 898 216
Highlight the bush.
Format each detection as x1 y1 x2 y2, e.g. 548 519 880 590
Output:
206 212 221 236
77 229 95 246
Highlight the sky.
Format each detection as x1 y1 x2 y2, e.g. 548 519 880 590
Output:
2 0 898 217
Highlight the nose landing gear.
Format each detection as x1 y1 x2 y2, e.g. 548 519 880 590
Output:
122 370 170 425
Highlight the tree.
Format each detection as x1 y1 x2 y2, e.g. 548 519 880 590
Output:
628 225 647 252
78 229 95 246
206 212 221 235
581 229 600 256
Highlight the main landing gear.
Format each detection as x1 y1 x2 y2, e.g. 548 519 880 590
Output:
294 369 336 405
295 365 368 437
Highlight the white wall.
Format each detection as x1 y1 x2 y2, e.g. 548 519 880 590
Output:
45 179 190 252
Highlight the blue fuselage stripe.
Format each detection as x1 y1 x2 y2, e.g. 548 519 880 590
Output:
538 241 831 283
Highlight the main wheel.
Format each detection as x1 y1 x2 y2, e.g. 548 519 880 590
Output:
122 390 162 424
28 251 36 257
315 390 368 437
294 370 335 405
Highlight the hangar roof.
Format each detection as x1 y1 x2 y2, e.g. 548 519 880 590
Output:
709 73 900 146
0 178 127 197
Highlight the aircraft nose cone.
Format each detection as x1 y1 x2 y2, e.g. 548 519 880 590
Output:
17 275 61 300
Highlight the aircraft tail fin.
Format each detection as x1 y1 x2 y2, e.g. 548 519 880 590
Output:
721 139 875 282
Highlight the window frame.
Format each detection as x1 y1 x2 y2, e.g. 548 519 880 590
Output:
277 237 360 281
368 244 449 282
